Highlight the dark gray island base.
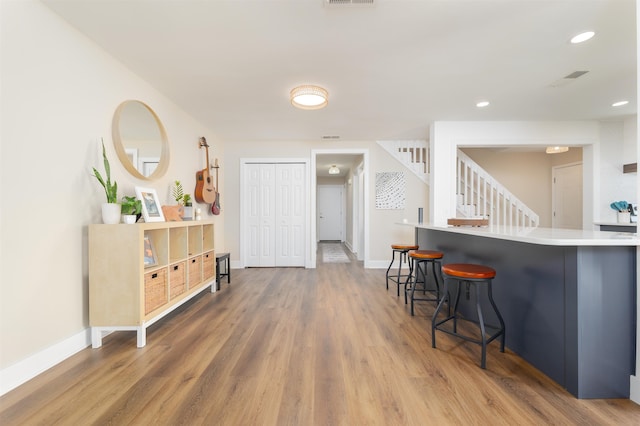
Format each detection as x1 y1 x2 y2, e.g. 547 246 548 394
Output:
416 227 636 399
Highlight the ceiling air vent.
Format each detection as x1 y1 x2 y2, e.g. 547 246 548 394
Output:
322 135 341 140
564 70 589 79
325 0 375 7
548 70 589 88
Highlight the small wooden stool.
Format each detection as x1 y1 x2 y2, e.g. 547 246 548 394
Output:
405 249 444 316
385 244 419 296
432 263 505 369
215 252 230 290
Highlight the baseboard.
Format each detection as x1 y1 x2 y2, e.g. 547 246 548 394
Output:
366 260 390 269
344 241 354 253
231 259 388 269
0 328 91 396
630 375 640 405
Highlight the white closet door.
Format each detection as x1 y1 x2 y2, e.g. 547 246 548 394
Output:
244 162 305 267
275 163 305 266
245 164 276 267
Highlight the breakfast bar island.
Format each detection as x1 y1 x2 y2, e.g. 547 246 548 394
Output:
410 223 639 399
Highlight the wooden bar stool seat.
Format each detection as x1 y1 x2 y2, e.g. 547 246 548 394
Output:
385 244 419 296
405 249 444 316
431 263 505 369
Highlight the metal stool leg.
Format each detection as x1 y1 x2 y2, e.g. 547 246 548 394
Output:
487 280 506 352
385 250 397 291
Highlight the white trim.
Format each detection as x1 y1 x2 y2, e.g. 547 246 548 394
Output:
0 328 91 396
630 375 640 404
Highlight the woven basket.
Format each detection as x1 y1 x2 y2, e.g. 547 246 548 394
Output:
144 268 167 314
169 262 186 300
188 256 202 288
202 251 215 280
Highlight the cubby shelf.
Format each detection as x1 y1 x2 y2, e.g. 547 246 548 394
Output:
89 220 215 347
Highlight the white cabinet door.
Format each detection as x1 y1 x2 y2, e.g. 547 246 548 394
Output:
244 163 305 267
245 164 276 266
275 164 305 266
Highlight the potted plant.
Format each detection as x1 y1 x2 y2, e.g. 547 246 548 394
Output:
610 200 630 223
182 194 193 220
121 195 142 224
92 139 120 224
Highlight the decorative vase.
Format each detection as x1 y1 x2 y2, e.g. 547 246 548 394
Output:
617 211 631 224
183 203 194 220
101 203 121 224
122 214 137 224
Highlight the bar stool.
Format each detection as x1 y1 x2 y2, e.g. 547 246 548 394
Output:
431 263 505 369
405 249 444 316
386 244 419 296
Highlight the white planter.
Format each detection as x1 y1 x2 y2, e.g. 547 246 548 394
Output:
122 214 137 224
617 211 631 224
101 203 121 224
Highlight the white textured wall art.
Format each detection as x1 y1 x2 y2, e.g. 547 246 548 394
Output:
375 172 405 209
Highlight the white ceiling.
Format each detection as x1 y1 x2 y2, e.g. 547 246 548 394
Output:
42 0 637 173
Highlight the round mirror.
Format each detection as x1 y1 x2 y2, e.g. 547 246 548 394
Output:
112 100 169 180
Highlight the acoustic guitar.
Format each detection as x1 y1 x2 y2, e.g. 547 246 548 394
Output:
211 158 221 215
194 137 216 204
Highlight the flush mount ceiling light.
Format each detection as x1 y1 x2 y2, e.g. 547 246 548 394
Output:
476 101 490 108
290 85 328 110
328 165 340 175
612 100 629 107
570 31 595 44
546 146 569 154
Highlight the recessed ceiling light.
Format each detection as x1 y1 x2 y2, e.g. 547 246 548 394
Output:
476 101 490 108
612 100 629 107
570 31 595 44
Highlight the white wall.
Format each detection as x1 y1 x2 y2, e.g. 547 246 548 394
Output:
0 0 222 388
224 140 428 266
598 118 637 223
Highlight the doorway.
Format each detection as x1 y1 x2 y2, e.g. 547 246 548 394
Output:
552 162 583 229
311 149 369 268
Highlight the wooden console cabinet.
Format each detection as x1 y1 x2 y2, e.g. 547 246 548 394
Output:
89 220 215 347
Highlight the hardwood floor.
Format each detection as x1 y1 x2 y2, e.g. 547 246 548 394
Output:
2 245 640 425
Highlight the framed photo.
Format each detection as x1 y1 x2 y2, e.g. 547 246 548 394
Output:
143 235 158 267
135 186 165 223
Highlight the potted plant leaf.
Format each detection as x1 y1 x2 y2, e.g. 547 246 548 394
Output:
121 195 142 224
92 139 120 224
172 180 185 205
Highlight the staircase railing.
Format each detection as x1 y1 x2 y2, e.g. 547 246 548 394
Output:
456 150 539 227
376 140 539 228
376 140 429 184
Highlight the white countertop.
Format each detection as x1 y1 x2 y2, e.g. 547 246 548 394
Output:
403 222 640 246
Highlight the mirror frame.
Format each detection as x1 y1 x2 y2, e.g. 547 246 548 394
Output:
112 100 170 180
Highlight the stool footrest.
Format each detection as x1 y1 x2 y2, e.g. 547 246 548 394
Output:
433 316 505 347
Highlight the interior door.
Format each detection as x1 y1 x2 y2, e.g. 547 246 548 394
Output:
317 185 343 241
244 162 306 267
245 164 276 266
275 164 305 266
552 163 583 229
